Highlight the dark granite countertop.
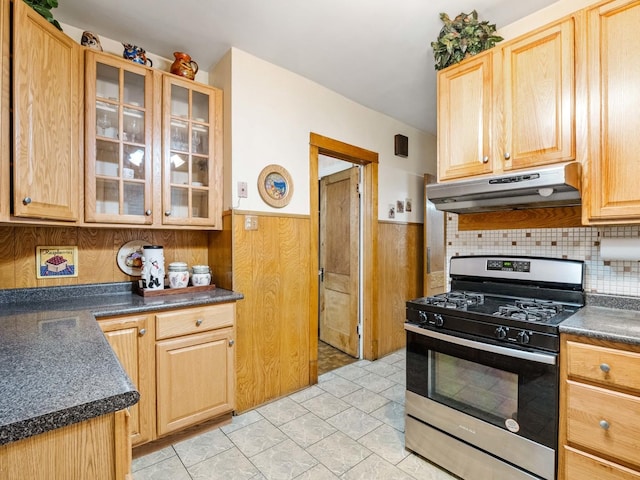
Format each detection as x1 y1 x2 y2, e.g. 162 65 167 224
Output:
559 294 640 346
0 282 243 446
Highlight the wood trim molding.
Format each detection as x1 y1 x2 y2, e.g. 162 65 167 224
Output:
457 206 583 231
309 133 379 385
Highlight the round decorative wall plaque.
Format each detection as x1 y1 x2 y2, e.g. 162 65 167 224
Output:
257 164 293 208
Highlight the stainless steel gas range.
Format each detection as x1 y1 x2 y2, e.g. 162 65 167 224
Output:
405 256 585 480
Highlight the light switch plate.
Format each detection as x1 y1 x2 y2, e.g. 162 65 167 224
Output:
245 215 258 230
238 181 248 198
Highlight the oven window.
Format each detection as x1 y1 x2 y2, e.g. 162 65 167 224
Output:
430 352 518 423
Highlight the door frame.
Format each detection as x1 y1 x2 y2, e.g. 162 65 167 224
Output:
309 133 379 384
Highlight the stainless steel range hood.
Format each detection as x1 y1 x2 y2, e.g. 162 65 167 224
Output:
427 162 581 214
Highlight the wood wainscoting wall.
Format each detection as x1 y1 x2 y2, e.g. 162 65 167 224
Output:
377 221 424 357
0 225 209 289
228 211 312 413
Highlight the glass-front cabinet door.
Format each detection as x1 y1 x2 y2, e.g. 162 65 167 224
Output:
162 76 222 228
84 51 154 224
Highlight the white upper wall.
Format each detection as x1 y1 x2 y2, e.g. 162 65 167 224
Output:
212 47 436 222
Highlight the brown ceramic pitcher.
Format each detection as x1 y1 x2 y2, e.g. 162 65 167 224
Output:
170 52 199 80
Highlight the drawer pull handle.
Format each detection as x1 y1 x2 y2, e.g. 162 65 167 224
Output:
599 420 610 430
138 328 146 336
600 363 611 373
229 339 235 346
195 319 203 326
482 156 489 164
504 152 511 160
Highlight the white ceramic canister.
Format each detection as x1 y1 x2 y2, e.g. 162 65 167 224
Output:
142 245 164 290
191 265 211 286
168 262 189 288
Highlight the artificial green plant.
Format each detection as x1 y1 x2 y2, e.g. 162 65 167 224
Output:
23 0 62 30
431 10 502 71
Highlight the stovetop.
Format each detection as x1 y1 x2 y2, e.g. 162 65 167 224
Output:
405 256 586 352
408 290 579 326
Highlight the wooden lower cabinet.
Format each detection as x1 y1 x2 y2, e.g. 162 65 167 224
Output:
99 314 155 446
559 334 640 479
156 326 235 436
0 409 131 480
100 302 236 446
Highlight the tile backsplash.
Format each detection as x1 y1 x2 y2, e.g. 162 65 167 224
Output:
446 214 640 297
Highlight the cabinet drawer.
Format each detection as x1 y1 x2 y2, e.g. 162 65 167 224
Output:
566 340 640 393
566 381 640 469
564 446 640 480
155 303 234 340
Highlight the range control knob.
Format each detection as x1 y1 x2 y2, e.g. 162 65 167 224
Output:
495 326 508 340
517 331 531 344
434 314 444 327
418 311 428 325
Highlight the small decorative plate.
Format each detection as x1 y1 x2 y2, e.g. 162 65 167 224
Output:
257 164 293 208
117 240 147 276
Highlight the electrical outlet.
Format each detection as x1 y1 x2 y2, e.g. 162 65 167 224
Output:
238 181 248 198
244 215 258 230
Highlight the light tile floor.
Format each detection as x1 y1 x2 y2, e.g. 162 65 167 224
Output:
132 349 458 480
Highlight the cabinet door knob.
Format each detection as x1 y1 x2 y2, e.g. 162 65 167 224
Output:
599 420 610 430
600 363 611 373
228 339 235 346
482 156 489 164
138 328 146 336
504 152 511 160
23 197 32 205
145 209 152 216
195 319 203 326
164 210 172 216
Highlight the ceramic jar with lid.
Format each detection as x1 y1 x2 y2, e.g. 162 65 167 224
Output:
142 245 164 290
168 262 189 288
191 265 211 286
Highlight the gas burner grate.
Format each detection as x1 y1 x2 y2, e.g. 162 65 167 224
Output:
493 299 564 322
418 291 485 311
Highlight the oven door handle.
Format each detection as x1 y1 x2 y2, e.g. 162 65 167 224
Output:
405 323 557 365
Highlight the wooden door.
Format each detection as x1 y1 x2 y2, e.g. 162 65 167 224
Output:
156 328 234 436
99 314 154 446
500 18 575 171
584 0 640 223
319 167 359 357
12 0 81 221
437 52 493 181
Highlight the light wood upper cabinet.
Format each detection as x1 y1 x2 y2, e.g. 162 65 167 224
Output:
12 0 82 222
583 0 640 224
83 54 223 229
84 51 155 225
0 0 9 222
437 52 493 181
498 18 575 171
437 17 576 181
98 313 155 446
161 76 223 228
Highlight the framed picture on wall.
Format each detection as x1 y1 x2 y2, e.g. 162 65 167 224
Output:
257 164 294 208
36 246 78 279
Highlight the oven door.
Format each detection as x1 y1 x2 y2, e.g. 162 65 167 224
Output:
405 323 558 480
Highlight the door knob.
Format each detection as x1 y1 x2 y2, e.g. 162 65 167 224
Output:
145 209 152 216
482 156 489 164
195 319 203 326
229 339 235 346
164 210 172 216
138 328 146 336
23 197 32 205
504 152 511 160
600 363 611 373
